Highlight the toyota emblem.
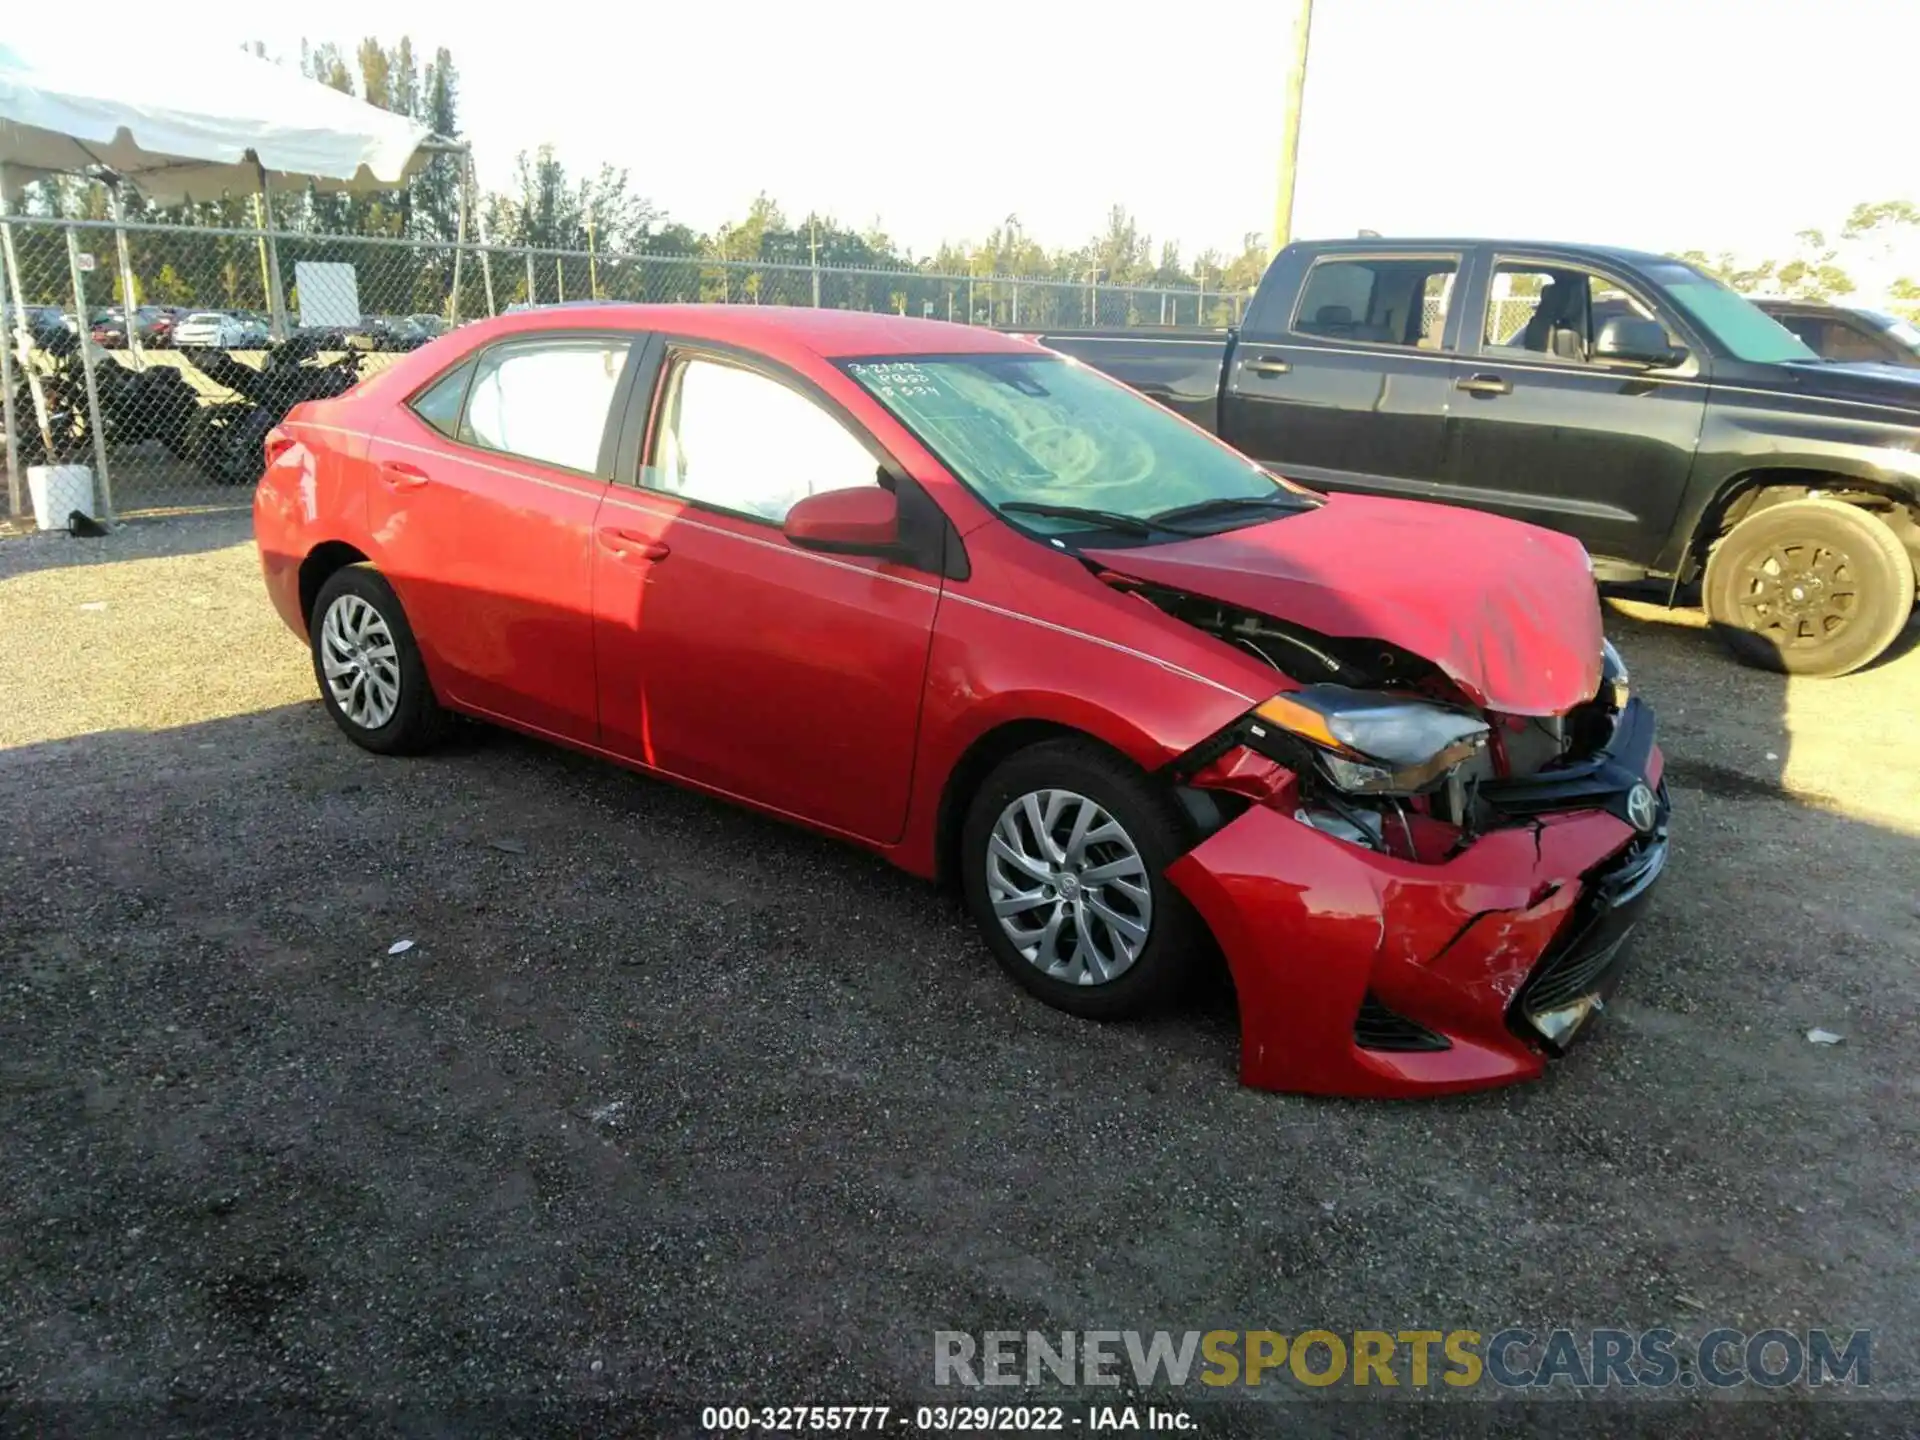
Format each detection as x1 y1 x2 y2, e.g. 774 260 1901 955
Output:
1626 782 1658 834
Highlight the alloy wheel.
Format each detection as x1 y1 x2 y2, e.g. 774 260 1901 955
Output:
1734 539 1859 647
985 788 1153 985
319 593 402 730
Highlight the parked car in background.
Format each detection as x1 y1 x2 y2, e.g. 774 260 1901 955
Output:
1753 299 1920 369
138 306 185 347
90 309 129 348
377 315 444 350
255 306 1667 1099
174 311 264 348
1032 238 1920 678
2 303 70 347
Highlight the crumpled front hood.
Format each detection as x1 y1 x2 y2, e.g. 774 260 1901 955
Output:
1086 493 1603 716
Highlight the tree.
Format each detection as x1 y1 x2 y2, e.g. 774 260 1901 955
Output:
413 48 463 244
301 41 354 94
390 37 421 119
1774 230 1854 301
1842 200 1920 318
356 39 393 111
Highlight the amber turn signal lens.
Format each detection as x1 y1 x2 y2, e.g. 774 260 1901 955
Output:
1252 693 1345 752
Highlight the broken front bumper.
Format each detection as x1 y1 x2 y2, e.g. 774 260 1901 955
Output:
1166 722 1668 1099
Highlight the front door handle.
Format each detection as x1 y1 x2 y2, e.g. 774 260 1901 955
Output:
380 460 430 490
1456 373 1512 397
598 528 670 562
1245 354 1291 377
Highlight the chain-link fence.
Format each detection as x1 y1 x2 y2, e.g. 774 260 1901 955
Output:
2 215 1249 525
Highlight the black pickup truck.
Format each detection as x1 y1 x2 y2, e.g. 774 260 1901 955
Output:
1031 238 1920 676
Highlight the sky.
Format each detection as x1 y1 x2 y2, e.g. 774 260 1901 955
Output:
31 0 1920 283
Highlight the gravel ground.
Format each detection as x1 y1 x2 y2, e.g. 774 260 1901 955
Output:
1 515 1916 1438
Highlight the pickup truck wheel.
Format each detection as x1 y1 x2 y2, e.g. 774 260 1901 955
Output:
960 739 1205 1021
1703 498 1915 677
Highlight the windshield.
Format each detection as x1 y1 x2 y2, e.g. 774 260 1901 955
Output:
843 353 1313 541
1641 261 1819 363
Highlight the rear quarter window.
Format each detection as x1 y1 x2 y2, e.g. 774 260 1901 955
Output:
408 360 474 438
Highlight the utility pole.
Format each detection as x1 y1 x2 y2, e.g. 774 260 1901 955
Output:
586 205 600 301
1271 0 1315 258
809 215 821 308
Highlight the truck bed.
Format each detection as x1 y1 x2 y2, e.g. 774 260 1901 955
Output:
1019 328 1232 431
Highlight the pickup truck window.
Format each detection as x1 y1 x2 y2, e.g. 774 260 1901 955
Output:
844 353 1308 541
1291 257 1457 349
1639 260 1818 364
1770 313 1890 365
1484 263 1670 364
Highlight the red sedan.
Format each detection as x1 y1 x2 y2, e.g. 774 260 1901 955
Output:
254 306 1668 1098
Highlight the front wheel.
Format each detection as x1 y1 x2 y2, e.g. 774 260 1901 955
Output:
960 739 1206 1020
1703 498 1915 677
309 565 447 754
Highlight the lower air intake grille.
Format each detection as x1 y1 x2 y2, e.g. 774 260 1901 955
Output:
1354 993 1452 1053
1523 929 1628 1012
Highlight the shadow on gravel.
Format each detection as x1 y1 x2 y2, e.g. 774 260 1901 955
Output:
0 511 250 579
1 649 1916 1417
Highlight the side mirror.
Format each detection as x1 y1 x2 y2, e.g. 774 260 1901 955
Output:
1593 315 1686 369
783 486 903 557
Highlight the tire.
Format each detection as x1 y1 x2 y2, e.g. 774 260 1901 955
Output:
959 738 1207 1020
309 565 448 755
1703 498 1916 677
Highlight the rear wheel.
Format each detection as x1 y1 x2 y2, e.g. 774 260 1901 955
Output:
960 739 1205 1020
309 565 447 755
1703 498 1915 677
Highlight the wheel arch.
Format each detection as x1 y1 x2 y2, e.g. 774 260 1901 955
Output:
932 718 1146 890
298 540 372 633
1690 467 1920 574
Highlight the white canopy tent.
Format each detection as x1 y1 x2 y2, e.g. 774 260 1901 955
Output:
0 34 476 517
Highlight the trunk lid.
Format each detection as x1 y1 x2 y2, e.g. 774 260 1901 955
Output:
1085 493 1603 715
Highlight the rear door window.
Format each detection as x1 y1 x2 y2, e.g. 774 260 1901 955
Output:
457 337 633 475
1290 257 1459 349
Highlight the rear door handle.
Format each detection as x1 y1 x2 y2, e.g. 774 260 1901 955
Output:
1456 373 1512 397
1245 354 1291 377
379 460 431 490
598 528 670 562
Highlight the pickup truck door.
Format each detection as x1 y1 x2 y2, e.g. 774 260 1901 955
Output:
1435 253 1705 569
1219 250 1464 498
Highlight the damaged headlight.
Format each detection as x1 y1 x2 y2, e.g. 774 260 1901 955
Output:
1247 685 1490 796
1601 638 1630 711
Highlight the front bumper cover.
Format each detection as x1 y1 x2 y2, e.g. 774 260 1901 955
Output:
1166 705 1668 1098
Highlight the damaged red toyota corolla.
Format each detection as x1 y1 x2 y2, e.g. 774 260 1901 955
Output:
253 307 1668 1098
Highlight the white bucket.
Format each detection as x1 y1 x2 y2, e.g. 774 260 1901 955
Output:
27 464 96 532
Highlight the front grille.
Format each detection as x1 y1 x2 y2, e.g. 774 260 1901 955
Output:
1522 927 1631 1012
1354 993 1452 1052
1509 827 1668 1051
1479 697 1660 827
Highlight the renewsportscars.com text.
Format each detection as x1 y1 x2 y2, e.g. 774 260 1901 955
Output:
933 1328 1872 1392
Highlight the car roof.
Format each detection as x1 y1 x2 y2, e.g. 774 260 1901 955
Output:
1750 297 1860 315
1288 237 1680 268
447 303 1039 360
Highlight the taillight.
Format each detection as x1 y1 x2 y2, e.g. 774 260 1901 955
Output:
263 425 297 467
